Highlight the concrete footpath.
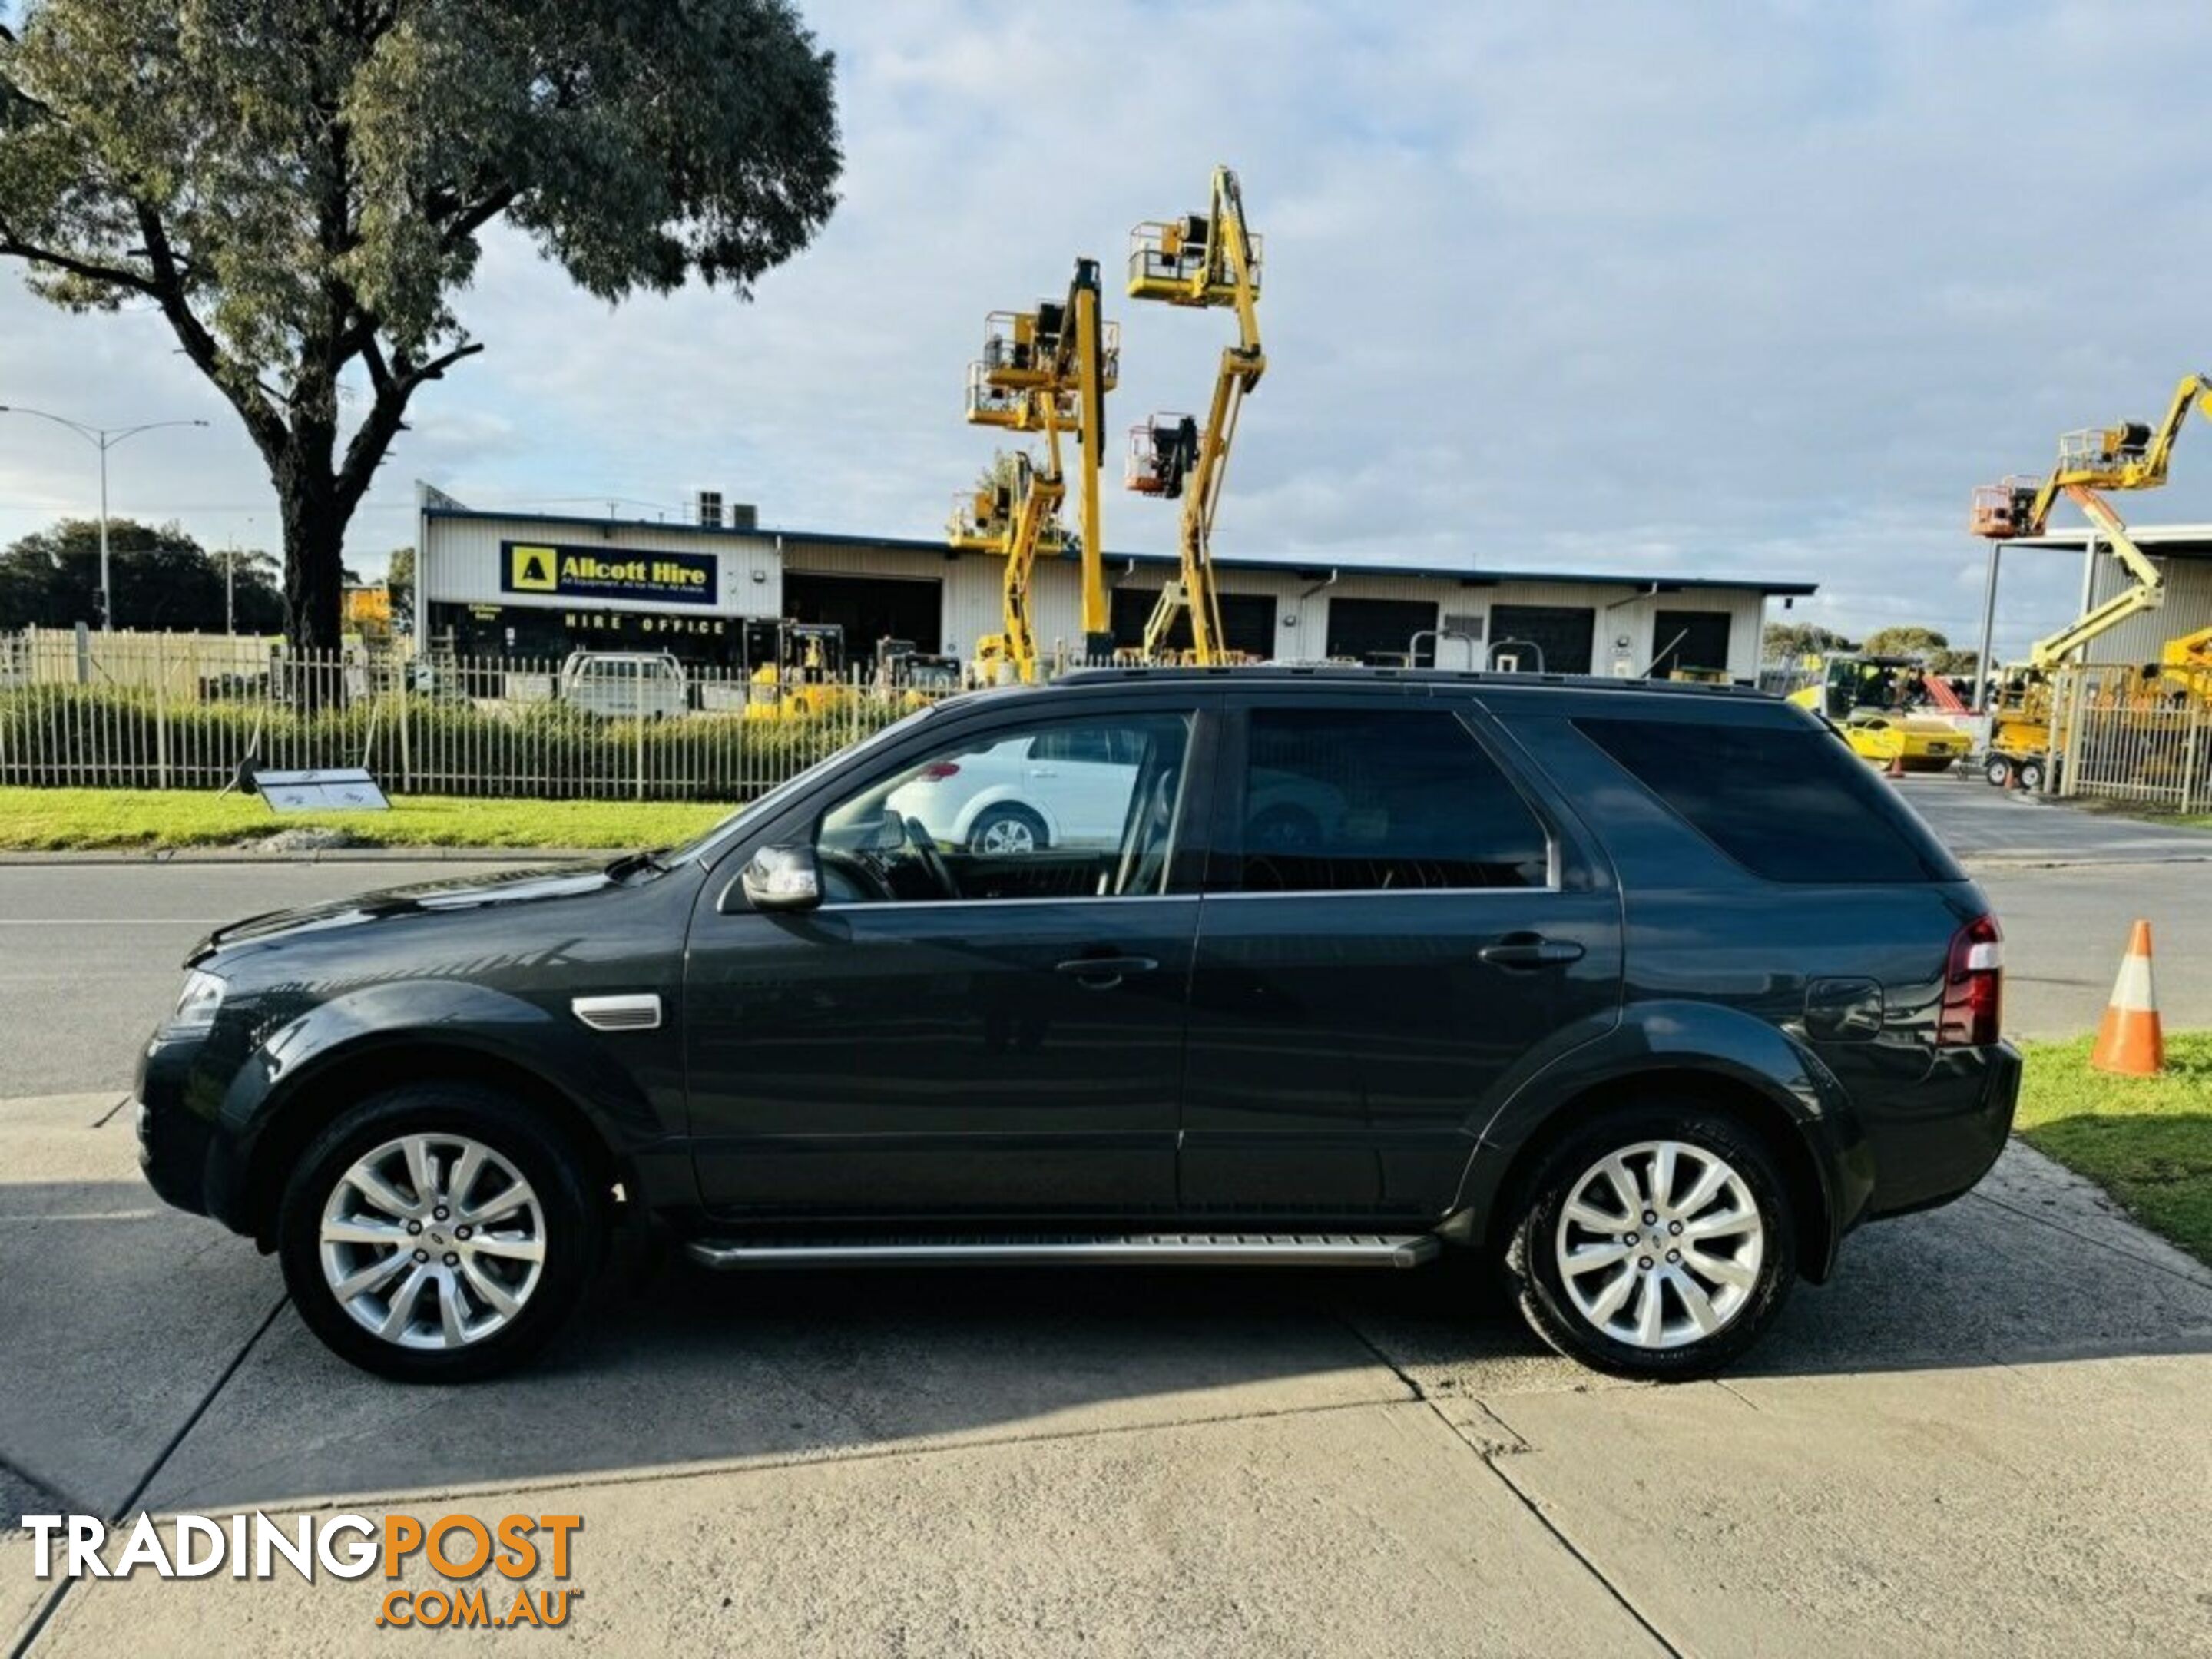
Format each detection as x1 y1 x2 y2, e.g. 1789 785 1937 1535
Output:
5 1088 2211 1657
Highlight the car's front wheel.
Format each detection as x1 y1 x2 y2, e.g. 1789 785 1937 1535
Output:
1505 1103 1796 1379
277 1083 601 1382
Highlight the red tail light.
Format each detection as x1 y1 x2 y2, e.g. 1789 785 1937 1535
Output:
918 762 962 782
1938 913 2002 1047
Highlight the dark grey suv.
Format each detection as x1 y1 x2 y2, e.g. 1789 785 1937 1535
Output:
135 668 2019 1382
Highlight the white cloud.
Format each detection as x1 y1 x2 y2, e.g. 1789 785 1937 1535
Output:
5 0 2212 660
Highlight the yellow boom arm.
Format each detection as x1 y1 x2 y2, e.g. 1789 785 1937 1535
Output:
2027 485 2166 670
2022 372 2212 533
1131 167 1265 665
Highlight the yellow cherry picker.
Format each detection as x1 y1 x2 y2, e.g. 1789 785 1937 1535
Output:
1969 372 2212 785
949 259 1118 682
1123 166 1264 664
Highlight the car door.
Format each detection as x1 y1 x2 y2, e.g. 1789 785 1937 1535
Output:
1178 688 1623 1219
683 697 1214 1219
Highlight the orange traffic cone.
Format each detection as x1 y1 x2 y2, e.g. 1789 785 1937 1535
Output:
1884 750 1906 780
2090 920 2164 1077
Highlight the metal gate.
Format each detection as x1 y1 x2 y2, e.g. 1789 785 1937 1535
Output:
2053 663 2210 813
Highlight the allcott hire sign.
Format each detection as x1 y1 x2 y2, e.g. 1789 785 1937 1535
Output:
500 541 717 606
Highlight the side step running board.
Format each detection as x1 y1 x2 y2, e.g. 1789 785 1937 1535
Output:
685 1232 1442 1271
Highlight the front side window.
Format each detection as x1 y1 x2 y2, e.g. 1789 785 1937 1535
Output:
1231 706 1550 892
814 711 1194 903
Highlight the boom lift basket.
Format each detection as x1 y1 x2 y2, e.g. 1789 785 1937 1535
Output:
1970 477 2040 538
1125 416 1199 497
1127 220 1264 305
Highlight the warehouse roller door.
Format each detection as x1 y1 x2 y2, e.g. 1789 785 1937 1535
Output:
1323 597 1439 665
783 572 942 665
1651 609 1733 677
1489 604 1594 674
1111 587 1277 659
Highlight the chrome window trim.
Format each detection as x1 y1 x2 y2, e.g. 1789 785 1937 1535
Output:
796 885 1565 915
1203 883 1564 899
811 892 1203 915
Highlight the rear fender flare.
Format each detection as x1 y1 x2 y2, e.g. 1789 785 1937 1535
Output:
1452 1001 1873 1278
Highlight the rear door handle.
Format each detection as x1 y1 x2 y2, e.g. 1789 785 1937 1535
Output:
1055 954 1159 989
1479 935 1585 969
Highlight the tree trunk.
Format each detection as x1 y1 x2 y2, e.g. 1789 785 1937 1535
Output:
274 432 347 705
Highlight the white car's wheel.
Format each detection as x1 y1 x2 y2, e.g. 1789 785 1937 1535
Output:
967 804 1047 856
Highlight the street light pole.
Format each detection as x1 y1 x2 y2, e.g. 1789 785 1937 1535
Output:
0 406 210 631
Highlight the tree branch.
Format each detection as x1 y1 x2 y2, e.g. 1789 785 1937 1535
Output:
333 339 485 515
433 183 518 253
131 200 290 459
0 221 159 295
402 339 485 389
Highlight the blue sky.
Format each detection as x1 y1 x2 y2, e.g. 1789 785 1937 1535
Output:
6 0 2212 657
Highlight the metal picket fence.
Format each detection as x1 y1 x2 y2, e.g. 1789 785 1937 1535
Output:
2051 662 2212 813
0 631 972 801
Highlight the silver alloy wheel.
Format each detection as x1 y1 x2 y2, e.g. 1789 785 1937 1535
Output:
1554 1139 1764 1350
975 813 1038 855
317 1133 546 1350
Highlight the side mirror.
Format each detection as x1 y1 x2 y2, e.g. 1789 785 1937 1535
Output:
739 843 823 913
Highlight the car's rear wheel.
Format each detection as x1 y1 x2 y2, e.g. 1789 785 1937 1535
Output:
1505 1103 1796 1379
968 803 1048 856
277 1083 601 1382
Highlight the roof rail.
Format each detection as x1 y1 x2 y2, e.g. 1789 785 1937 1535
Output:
1049 664 1771 698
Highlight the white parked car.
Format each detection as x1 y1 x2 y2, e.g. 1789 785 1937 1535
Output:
558 651 687 720
885 726 1138 853
883 726 1346 856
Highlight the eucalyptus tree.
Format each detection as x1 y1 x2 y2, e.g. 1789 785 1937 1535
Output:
0 0 841 657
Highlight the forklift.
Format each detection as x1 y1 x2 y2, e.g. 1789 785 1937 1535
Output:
742 619 852 720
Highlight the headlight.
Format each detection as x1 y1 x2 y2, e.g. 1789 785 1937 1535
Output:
171 969 227 1029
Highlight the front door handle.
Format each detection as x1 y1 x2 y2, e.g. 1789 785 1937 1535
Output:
1479 934 1585 969
1055 954 1159 989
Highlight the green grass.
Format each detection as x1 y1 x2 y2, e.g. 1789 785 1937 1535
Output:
0 786 728 852
2015 1032 2212 1265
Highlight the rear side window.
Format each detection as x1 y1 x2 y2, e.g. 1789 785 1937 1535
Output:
1575 716 1957 883
1233 706 1550 891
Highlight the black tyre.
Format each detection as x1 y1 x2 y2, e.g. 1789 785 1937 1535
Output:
1983 756 2012 788
1504 1101 1796 1380
967 803 1048 856
277 1083 602 1382
2017 757 2047 792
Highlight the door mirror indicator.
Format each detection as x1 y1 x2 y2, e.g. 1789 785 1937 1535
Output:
740 844 823 912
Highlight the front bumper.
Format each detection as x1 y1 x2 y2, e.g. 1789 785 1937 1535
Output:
1863 1040 2023 1219
133 1025 234 1223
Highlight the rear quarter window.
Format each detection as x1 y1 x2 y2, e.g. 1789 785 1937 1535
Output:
1574 714 1960 883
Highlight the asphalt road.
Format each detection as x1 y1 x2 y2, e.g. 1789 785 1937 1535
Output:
0 859 524 1098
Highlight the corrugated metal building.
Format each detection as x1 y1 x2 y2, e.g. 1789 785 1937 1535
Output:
414 486 1817 680
2005 524 2212 663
